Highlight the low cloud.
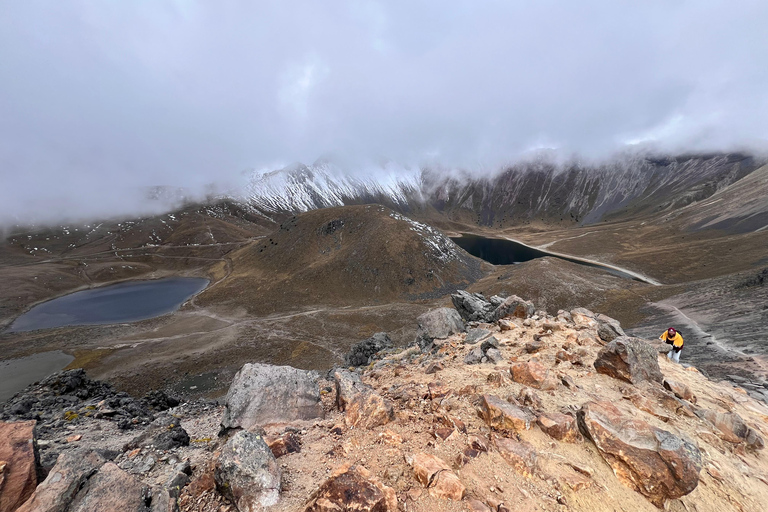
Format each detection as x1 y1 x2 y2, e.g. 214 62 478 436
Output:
1 1 767 225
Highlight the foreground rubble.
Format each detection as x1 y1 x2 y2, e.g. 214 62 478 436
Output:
3 295 768 512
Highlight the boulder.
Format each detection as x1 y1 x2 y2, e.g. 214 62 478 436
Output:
344 332 392 367
17 450 106 512
214 431 281 511
67 462 148 512
537 412 582 442
0 421 38 512
477 395 533 432
596 314 626 342
594 337 663 385
409 453 465 500
304 464 397 511
492 295 535 321
333 370 394 429
577 401 702 507
451 291 495 322
415 308 465 349
509 362 558 390
694 409 764 449
494 437 538 477
220 363 324 431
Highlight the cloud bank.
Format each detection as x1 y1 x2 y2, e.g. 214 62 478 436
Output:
1 1 767 224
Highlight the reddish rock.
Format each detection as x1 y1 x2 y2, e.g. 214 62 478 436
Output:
577 401 702 507
433 428 455 441
0 421 38 512
409 453 465 500
378 430 403 446
494 437 538 477
518 388 542 409
537 412 581 442
694 409 764 449
345 391 395 429
267 432 301 458
593 336 663 385
477 395 533 432
509 361 558 390
427 381 450 400
305 464 397 511
621 389 671 422
663 379 697 403
468 435 490 452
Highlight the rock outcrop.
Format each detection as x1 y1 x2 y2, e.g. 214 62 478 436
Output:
414 308 465 349
578 401 702 507
694 409 765 449
477 395 533 432
0 421 38 512
409 453 465 500
220 363 324 431
333 370 394 429
594 336 663 385
215 431 281 511
344 332 392 367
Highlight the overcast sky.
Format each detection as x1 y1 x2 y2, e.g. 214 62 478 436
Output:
1 1 767 224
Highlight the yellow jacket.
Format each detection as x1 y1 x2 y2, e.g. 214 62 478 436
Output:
660 331 684 348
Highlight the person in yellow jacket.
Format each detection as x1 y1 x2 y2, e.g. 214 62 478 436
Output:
660 327 684 363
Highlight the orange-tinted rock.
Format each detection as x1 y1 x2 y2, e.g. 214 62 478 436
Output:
577 401 702 507
498 319 515 331
430 471 465 500
663 379 696 403
494 437 538 477
304 464 397 512
267 432 301 458
468 435 490 452
345 391 395 429
409 453 465 500
0 421 37 512
537 412 581 442
518 388 542 409
378 430 403 446
478 395 533 432
428 381 450 399
509 362 558 390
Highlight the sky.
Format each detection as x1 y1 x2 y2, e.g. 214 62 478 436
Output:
1 1 767 225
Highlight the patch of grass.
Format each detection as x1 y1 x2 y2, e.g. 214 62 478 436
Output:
64 348 114 371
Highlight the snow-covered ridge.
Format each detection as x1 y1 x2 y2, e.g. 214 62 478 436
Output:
247 161 422 213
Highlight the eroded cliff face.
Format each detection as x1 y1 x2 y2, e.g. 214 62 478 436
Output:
4 297 768 512
247 153 764 229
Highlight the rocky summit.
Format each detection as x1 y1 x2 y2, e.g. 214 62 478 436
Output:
2 295 768 512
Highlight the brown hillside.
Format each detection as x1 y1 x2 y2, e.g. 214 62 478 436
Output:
198 205 487 314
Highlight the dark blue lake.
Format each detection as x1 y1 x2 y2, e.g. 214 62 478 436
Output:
8 277 209 332
451 234 644 281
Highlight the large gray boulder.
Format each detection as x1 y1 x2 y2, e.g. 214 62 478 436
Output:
414 308 465 350
596 314 626 343
221 363 324 431
594 336 663 385
451 291 495 322
67 463 149 512
215 431 281 511
17 450 106 512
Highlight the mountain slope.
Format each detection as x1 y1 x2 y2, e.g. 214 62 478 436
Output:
198 205 486 314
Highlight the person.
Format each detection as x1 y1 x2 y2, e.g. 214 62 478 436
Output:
660 327 684 363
